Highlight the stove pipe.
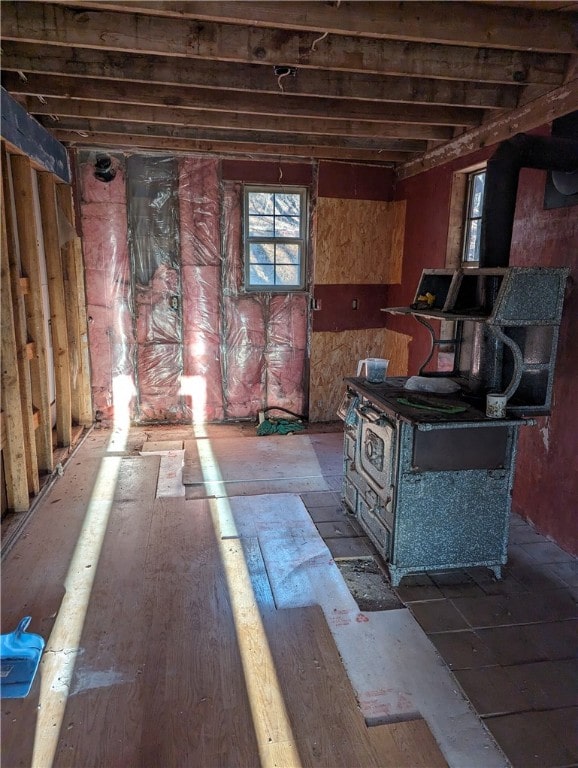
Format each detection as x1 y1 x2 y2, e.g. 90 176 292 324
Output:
479 131 578 269
468 131 578 395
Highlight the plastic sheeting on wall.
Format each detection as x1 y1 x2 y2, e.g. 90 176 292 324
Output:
80 154 308 425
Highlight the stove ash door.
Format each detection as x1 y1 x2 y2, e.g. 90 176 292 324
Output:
358 409 396 492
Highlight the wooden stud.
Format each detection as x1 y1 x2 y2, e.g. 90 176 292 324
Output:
38 172 72 447
19 276 30 295
10 154 53 474
1 170 30 511
1 145 40 495
56 184 93 427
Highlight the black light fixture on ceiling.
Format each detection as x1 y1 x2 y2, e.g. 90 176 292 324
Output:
94 153 116 183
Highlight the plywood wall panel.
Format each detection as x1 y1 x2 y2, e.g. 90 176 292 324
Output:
314 198 405 286
309 328 411 422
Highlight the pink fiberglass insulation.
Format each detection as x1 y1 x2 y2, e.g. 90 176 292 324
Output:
182 264 224 421
178 157 221 266
224 345 266 419
221 182 244 296
266 347 306 415
137 342 184 422
80 155 126 204
269 294 308 350
80 157 136 423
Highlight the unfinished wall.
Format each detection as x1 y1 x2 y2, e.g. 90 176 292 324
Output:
80 154 309 423
310 183 409 421
310 328 410 422
393 126 578 554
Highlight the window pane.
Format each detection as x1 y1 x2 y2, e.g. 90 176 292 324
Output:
471 173 485 217
274 193 301 216
250 264 274 285
275 215 301 237
249 242 274 264
248 214 274 236
276 243 300 264
275 264 300 285
248 192 274 215
465 219 481 262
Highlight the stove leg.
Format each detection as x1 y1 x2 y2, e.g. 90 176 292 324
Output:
490 565 502 580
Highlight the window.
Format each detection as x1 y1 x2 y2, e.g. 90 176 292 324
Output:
462 169 486 263
243 186 307 291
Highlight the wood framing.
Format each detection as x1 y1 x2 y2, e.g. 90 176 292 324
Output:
38 172 72 446
10 154 53 475
1 146 40 496
1 175 30 511
398 78 578 178
56 184 93 427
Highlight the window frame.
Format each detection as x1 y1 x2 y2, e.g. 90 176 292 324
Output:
461 168 486 265
243 184 308 292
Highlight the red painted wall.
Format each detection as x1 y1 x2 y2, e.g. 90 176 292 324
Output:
393 130 578 554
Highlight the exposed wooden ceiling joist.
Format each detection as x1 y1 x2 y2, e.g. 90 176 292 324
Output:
0 42 521 110
1 1 576 168
2 72 483 128
1 2 569 85
50 1 578 54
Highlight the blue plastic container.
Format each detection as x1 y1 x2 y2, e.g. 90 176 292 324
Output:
0 617 45 698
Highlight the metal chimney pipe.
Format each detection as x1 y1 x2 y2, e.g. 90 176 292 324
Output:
479 132 578 269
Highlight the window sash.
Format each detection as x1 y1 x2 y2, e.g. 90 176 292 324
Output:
462 170 485 264
243 186 307 291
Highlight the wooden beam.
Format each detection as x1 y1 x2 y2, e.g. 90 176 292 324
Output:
1 42 520 110
38 172 72 447
45 117 421 156
52 1 577 54
1 166 30 511
1 2 567 85
10 154 53 474
55 184 93 427
29 98 448 144
53 130 398 163
3 73 482 128
1 145 40 495
397 78 578 178
0 86 70 183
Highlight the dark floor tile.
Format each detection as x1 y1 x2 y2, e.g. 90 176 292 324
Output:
395 574 443 603
542 707 578 761
306 504 350 524
516 589 578 624
523 619 578 661
409 599 469 633
468 567 530 597
509 512 527 527
508 525 551 545
544 560 578 587
484 710 576 768
326 536 373 559
475 625 549 665
316 520 359 539
300 491 341 508
521 541 576 565
429 571 486 598
452 594 518 628
453 666 530 716
508 543 542 566
505 659 578 710
428 630 498 670
507 562 568 591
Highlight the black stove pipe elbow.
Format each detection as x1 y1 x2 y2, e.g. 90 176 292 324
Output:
479 132 578 269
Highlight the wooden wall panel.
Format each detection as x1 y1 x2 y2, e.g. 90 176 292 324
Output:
309 328 411 422
314 197 405 285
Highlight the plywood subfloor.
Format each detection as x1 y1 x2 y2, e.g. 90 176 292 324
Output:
1 433 445 768
183 434 332 497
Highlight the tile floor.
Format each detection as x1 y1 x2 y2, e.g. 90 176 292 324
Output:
302 488 578 768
